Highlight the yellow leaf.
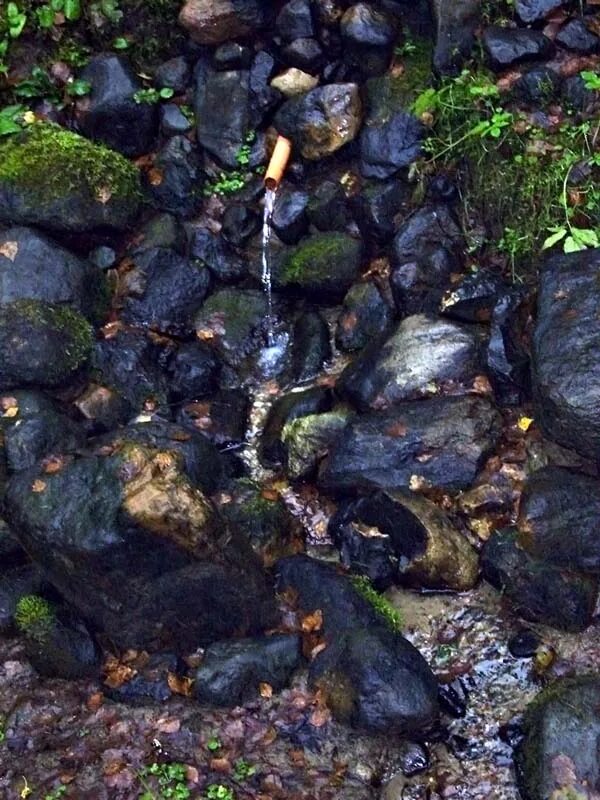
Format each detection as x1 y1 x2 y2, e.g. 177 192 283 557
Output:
259 682 273 698
0 241 18 261
31 479 47 493
517 416 534 432
3 406 18 418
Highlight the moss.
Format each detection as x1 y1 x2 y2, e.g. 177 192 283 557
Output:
351 575 403 632
14 594 54 634
0 123 142 207
365 38 433 123
280 233 361 285
21 300 93 364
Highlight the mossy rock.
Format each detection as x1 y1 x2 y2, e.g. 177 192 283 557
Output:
0 123 143 233
0 300 93 388
275 232 363 301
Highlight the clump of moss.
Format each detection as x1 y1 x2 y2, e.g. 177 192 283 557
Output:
14 595 55 635
351 575 403 632
19 300 93 366
280 232 361 285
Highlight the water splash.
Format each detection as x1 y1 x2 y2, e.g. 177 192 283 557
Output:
262 186 276 346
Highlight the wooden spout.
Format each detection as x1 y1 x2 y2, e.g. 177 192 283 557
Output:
264 135 292 191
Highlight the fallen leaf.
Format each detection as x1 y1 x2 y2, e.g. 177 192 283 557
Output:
3 406 18 418
156 718 180 734
148 167 163 186
259 682 273 698
385 421 407 437
0 241 18 261
43 456 65 474
31 479 47 493
167 672 194 697
309 706 331 727
301 609 323 633
210 757 230 773
517 416 534 432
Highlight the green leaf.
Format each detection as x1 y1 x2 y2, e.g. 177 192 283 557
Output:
50 0 64 11
542 228 567 250
112 36 129 49
36 6 56 28
63 0 81 19
67 78 91 96
159 87 174 99
571 227 599 248
563 235 586 253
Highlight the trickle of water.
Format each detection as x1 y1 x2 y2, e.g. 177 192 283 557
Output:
262 187 276 346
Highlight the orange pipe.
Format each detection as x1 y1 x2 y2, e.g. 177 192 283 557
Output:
264 135 292 191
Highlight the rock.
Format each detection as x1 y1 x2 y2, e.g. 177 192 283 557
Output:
319 396 501 493
133 212 186 255
486 289 530 406
194 634 302 706
0 124 142 233
274 83 363 160
532 248 600 459
340 3 397 78
336 282 393 353
179 0 271 45
273 232 363 300
431 0 480 74
508 629 541 659
0 391 85 473
276 0 314 41
561 73 596 112
271 188 310 244
168 342 221 402
332 490 479 591
0 566 45 633
483 27 553 70
513 67 561 106
515 676 600 800
104 653 175 706
440 270 508 323
0 301 93 389
290 310 331 383
221 205 261 247
0 524 27 571
556 18 599 54
360 110 423 179
481 529 598 632
337 314 483 411
78 54 157 157
160 104 193 137
189 228 247 282
4 443 277 651
515 0 564 23
271 68 319 97
517 467 600 573
260 387 333 468
281 38 325 75
155 56 191 92
250 51 281 118
121 247 210 336
282 410 352 480
350 179 409 244
397 741 430 776
89 245 117 271
213 42 253 70
0 227 106 321
307 180 352 232
177 389 250 445
145 135 202 218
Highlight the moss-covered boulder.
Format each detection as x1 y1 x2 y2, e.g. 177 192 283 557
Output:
0 123 143 233
0 300 93 388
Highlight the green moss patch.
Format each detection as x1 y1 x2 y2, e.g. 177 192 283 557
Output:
14 594 54 634
351 575 403 632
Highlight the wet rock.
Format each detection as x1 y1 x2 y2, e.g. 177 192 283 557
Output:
431 0 480 74
273 232 363 300
121 247 210 336
274 83 363 160
483 27 553 70
5 443 276 651
307 180 352 232
438 679 469 718
179 0 271 45
337 314 483 411
319 395 501 493
336 282 393 353
168 342 221 402
486 289 530 406
332 490 479 591
177 389 250 445
282 37 326 74
515 0 564 23
508 629 541 659
250 51 281 118
145 136 202 218
290 310 332 383
260 386 333 468
440 270 508 323
532 248 600 459
271 188 310 244
282 410 352 480
195 634 302 706
360 110 423 179
276 0 314 41
89 245 117 271
221 205 261 248
0 524 27 570
189 228 247 282
340 3 397 79
0 301 92 389
517 467 600 573
155 56 191 92
0 391 85 473
350 179 408 244
133 212 187 255
513 67 561 106
271 68 319 97
0 566 44 633
556 18 599 54
0 227 105 320
397 741 430 776
78 54 157 157
515 676 600 800
104 653 175 705
0 124 142 233
213 42 253 70
561 73 596 112
481 529 598 632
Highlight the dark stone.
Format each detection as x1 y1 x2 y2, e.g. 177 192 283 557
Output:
290 310 332 383
486 289 530 406
517 467 600 573
168 342 221 402
431 0 480 74
0 391 85 473
337 314 483 411
0 525 27 571
133 213 187 255
121 247 210 336
188 228 247 282
276 0 314 41
104 654 175 705
483 27 553 70
307 180 353 232
532 249 600 459
194 634 302 706
556 18 599 54
0 566 44 634
79 54 157 157
221 205 261 247
20 610 100 680
146 136 203 218
271 188 310 245
515 676 600 800
89 245 117 271
515 0 564 23
213 43 253 70
335 282 393 353
179 0 272 46
481 529 598 632
397 741 430 776
427 174 459 203
561 73 596 112
155 56 191 92
282 410 353 481
340 2 397 78
281 38 325 74
319 395 502 493
250 51 281 117
508 629 541 659
350 180 408 243
260 387 333 468
0 301 92 389
438 679 468 717
160 104 193 137
360 111 423 178
440 270 508 322
0 226 105 321
177 390 250 446
512 67 561 106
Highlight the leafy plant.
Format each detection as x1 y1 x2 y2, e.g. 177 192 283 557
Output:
133 87 174 104
203 132 260 197
580 70 600 92
206 736 221 752
7 3 27 38
232 759 256 782
350 576 403 632
0 104 26 137
14 594 54 633
44 786 67 800
14 66 61 102
138 762 190 800
90 0 123 24
66 78 91 96
206 786 234 800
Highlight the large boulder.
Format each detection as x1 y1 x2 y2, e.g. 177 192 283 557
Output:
179 0 271 45
515 676 600 800
0 124 142 233
320 396 501 493
532 248 600 459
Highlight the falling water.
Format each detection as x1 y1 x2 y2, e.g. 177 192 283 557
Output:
262 186 276 347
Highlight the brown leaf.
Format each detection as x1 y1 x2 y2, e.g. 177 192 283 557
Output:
385 421 407 437
31 479 47 493
103 656 136 689
156 717 180 734
309 706 331 727
259 682 273 698
210 757 230 773
42 455 65 474
148 167 164 186
0 241 18 261
301 609 323 633
167 672 194 697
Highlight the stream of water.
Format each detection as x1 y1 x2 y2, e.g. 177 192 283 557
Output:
262 186 276 347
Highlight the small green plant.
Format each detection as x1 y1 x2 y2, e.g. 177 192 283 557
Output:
0 104 27 137
350 576 403 632
14 67 61 102
44 786 67 800
580 70 600 92
206 786 234 800
138 762 190 800
14 595 54 634
90 0 123 24
206 736 221 752
395 37 418 57
0 715 5 743
203 132 259 197
112 35 129 50
133 87 174 104
232 759 256 782
6 2 27 38
66 78 91 97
